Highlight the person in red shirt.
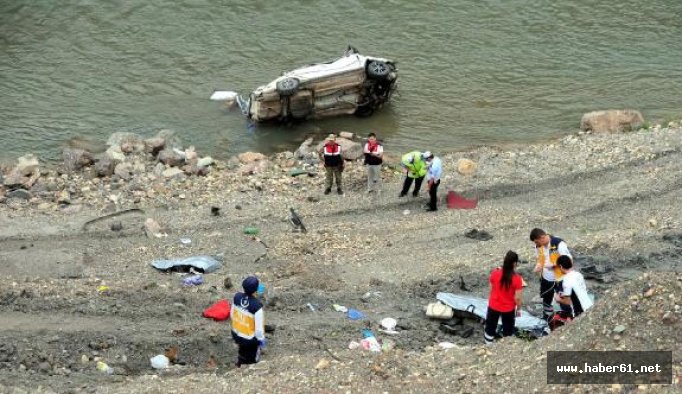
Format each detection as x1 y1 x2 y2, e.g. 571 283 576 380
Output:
484 250 524 344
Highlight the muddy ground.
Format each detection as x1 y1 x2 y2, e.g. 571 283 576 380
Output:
0 127 681 393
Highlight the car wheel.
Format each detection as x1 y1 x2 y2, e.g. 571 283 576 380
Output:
276 77 300 96
367 61 390 80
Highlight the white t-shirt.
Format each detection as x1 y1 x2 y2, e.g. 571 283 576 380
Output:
535 241 571 281
560 270 593 315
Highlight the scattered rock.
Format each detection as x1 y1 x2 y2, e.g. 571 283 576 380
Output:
15 154 40 176
55 190 71 204
339 131 354 139
197 157 214 168
315 358 330 370
158 149 185 167
162 167 185 179
294 137 315 159
6 189 32 200
238 151 267 163
110 222 123 231
105 146 126 162
144 218 166 238
613 325 626 334
94 156 116 177
144 137 166 155
223 277 233 290
107 132 144 151
113 162 133 180
62 148 94 172
457 159 477 175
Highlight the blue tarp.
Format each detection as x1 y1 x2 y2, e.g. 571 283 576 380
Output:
151 256 222 273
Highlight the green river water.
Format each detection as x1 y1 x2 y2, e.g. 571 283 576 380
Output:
1 0 681 160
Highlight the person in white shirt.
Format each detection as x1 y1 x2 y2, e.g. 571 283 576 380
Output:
363 132 384 192
555 256 593 317
424 152 442 211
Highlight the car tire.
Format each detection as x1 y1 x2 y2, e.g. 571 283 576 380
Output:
276 77 300 96
367 61 391 80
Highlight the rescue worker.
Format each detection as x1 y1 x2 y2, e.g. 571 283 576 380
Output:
320 134 344 195
363 132 384 192
399 151 428 197
554 255 593 318
424 152 442 211
530 228 572 322
231 276 266 367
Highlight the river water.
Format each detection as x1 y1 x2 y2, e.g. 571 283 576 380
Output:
1 0 681 161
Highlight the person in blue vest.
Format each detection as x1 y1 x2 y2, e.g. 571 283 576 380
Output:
230 276 266 367
530 228 572 322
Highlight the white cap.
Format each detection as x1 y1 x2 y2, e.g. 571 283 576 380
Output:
422 151 433 159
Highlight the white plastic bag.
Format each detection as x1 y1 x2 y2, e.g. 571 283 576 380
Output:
150 354 170 369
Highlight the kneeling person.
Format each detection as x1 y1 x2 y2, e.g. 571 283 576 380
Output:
231 276 266 367
554 256 593 318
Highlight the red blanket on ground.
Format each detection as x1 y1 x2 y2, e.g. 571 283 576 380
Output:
447 191 478 209
202 299 231 321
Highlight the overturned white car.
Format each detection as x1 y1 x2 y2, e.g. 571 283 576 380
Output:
214 49 398 122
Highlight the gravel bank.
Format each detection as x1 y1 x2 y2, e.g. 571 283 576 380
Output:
0 126 680 393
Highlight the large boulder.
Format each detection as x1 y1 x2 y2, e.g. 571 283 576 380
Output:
580 110 644 133
315 137 363 160
294 137 315 159
63 148 94 172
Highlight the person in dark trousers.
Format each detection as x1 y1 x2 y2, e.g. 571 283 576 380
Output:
424 152 442 211
320 134 344 195
530 228 572 321
399 151 428 197
484 251 524 344
230 276 266 367
363 132 384 192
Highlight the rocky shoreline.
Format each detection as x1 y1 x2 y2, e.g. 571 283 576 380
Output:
1 117 681 393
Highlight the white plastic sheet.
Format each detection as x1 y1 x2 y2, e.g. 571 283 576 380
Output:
436 292 549 335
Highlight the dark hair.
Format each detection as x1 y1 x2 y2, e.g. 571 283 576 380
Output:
500 250 519 289
529 228 546 241
368 132 377 138
557 255 573 270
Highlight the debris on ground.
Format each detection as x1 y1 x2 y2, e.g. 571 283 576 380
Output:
151 255 222 273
